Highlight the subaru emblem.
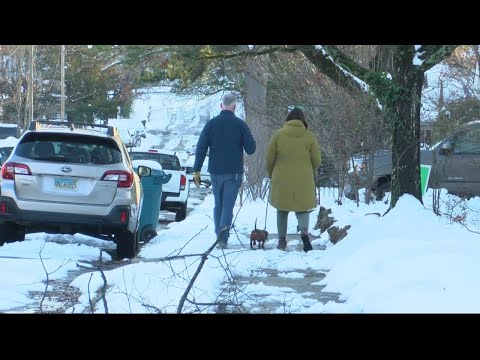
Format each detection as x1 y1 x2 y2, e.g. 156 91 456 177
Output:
61 166 72 174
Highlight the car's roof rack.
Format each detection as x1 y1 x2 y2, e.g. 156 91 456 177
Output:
29 120 116 136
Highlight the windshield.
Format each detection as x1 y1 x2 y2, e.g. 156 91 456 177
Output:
130 152 183 171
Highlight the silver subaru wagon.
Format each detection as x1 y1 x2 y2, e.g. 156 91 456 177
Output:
0 121 144 259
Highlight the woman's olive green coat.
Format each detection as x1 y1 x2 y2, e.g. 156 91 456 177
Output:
266 120 321 212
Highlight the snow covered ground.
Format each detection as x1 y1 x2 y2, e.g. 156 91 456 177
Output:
2 184 480 313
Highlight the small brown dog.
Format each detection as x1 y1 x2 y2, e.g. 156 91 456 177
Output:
250 219 268 249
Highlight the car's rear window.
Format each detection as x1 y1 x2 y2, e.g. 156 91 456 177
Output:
15 132 123 165
130 152 182 170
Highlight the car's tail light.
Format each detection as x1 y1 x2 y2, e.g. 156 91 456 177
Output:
120 210 128 223
180 174 187 191
101 170 133 188
1 162 32 180
0 202 6 214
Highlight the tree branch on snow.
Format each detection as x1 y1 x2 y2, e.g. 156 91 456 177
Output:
38 240 70 314
76 250 109 314
281 293 296 314
425 203 480 235
175 245 252 314
417 45 459 72
177 226 230 313
82 229 251 313
108 274 172 314
180 46 296 61
210 250 251 313
295 45 369 95
87 273 94 313
98 250 109 314
162 225 208 259
97 46 163 72
121 268 135 314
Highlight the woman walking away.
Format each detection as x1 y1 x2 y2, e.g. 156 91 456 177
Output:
266 107 321 252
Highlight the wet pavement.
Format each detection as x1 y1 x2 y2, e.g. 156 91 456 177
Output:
215 234 343 314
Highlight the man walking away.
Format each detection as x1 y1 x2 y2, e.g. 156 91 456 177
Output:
193 94 256 249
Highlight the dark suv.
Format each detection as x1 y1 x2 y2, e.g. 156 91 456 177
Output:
344 120 480 200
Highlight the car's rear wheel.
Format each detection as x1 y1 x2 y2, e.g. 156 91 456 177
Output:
175 202 187 222
116 230 139 259
0 223 25 245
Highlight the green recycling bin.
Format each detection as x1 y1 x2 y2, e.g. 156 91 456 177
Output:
135 166 172 243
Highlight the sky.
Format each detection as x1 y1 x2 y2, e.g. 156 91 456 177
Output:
2 85 480 313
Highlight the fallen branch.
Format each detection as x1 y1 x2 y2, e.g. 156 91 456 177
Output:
177 226 229 313
98 250 109 314
38 240 70 313
87 273 94 313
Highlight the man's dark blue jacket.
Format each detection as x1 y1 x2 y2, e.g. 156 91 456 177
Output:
194 110 256 174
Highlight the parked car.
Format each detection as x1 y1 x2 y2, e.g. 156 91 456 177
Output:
344 120 480 200
130 149 189 221
0 120 146 258
0 123 21 140
0 147 14 166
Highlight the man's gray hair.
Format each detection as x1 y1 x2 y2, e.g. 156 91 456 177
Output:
222 94 237 107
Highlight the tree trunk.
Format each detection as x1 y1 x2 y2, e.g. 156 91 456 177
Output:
243 54 269 200
389 46 424 207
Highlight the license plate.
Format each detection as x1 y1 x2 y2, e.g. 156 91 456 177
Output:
54 178 77 191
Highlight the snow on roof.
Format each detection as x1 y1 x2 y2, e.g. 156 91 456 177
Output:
0 136 19 147
108 118 145 130
31 127 111 138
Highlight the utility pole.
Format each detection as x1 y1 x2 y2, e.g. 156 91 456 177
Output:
29 45 34 123
61 45 65 122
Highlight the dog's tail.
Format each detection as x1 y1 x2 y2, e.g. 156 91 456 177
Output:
254 218 257 230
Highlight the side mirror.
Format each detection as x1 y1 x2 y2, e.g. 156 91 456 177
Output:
438 142 453 156
138 165 152 177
